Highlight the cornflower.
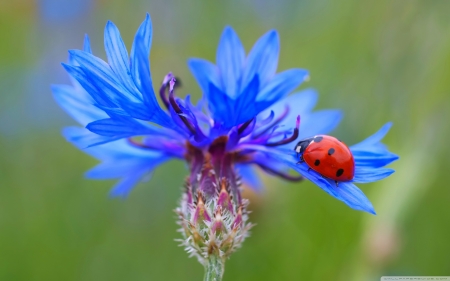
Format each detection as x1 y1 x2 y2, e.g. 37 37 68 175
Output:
52 14 398 280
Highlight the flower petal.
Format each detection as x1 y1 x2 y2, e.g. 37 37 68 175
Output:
64 127 166 159
299 109 343 139
86 114 168 139
133 37 175 128
207 82 234 124
241 30 279 89
83 34 92 54
86 158 151 179
64 125 171 198
260 88 318 125
108 170 149 198
188 58 221 97
62 63 115 108
63 126 121 148
350 122 392 151
216 26 245 98
350 122 399 168
68 50 140 105
257 68 309 102
353 168 395 183
352 150 399 168
236 164 263 192
104 21 137 94
332 182 376 214
232 75 260 126
287 159 375 214
130 13 153 92
52 84 107 126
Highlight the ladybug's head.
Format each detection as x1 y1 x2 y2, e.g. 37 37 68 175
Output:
294 137 314 155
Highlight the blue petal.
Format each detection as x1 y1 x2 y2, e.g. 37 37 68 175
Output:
141 135 186 158
290 156 375 214
108 170 149 198
260 88 318 126
207 82 233 124
98 101 161 122
131 36 154 104
352 150 399 168
350 122 399 168
86 149 168 180
52 84 107 126
232 75 260 126
62 63 115 107
64 126 172 198
226 127 239 151
188 58 221 97
63 126 121 148
241 30 279 89
332 182 376 214
87 158 151 179
353 168 395 183
104 21 137 94
83 34 92 53
216 26 245 98
133 37 175 128
102 153 168 198
86 114 166 138
236 164 263 192
130 13 153 92
257 68 309 101
350 122 392 151
299 109 343 139
68 50 140 104
64 126 175 157
286 157 375 214
296 164 341 198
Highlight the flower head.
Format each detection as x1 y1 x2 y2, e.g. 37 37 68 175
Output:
53 13 342 195
52 13 397 265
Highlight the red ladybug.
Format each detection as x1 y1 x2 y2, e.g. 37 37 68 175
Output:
295 135 355 185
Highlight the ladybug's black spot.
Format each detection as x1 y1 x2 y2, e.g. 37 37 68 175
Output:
336 169 344 177
328 148 335 155
314 136 323 143
314 159 320 166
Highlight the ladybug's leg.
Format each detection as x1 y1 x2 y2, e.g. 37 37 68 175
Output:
296 155 305 164
335 181 339 187
307 167 312 173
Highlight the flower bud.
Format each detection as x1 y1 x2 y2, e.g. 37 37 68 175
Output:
176 141 252 265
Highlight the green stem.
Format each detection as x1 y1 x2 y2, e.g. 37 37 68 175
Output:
203 255 225 281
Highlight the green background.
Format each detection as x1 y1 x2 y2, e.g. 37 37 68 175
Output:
1 0 449 280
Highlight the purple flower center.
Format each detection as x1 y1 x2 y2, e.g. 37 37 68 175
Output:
128 73 303 185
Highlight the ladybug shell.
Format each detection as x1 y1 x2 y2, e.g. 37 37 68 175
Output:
303 135 355 181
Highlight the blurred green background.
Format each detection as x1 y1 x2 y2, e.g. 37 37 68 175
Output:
1 0 450 280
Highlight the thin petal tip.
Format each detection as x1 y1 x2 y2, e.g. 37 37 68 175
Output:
105 20 114 27
223 25 235 34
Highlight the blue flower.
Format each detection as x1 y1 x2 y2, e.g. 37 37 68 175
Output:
53 14 397 214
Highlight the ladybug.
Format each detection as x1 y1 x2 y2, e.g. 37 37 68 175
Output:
295 135 355 185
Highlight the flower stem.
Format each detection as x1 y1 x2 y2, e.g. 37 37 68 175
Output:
203 255 225 281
